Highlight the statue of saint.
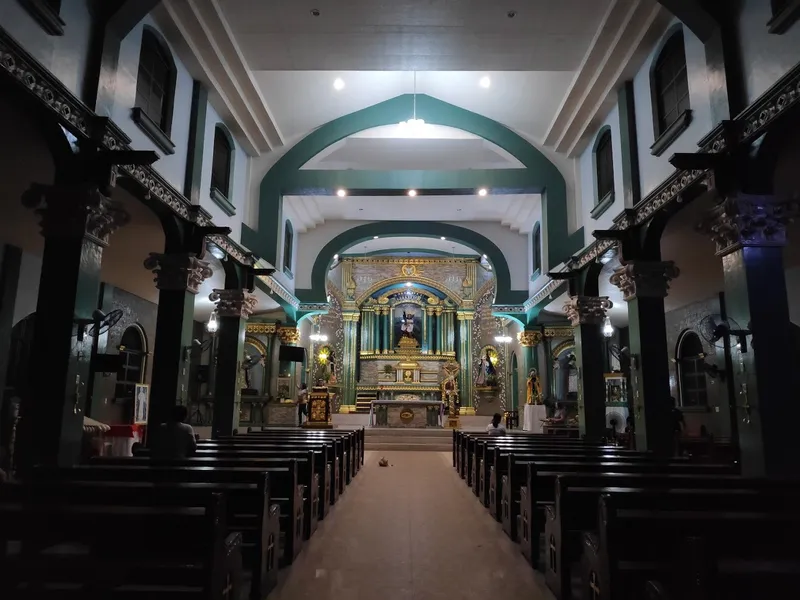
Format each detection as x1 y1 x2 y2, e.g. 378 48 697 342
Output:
400 310 415 338
241 353 266 390
526 368 542 405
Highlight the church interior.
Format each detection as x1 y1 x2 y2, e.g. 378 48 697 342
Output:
1 0 800 598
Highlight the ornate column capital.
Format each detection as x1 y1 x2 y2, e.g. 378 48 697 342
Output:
563 296 612 326
434 307 443 316
143 252 213 294
609 261 680 301
697 194 799 256
456 310 475 321
518 330 542 347
277 326 300 345
22 182 130 246
342 312 361 323
209 289 258 319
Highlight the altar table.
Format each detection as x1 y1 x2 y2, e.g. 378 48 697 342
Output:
370 400 443 428
523 404 547 433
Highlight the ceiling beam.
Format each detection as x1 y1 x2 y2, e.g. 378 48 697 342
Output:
655 0 718 42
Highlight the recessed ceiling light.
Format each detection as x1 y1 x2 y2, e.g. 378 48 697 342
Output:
407 189 417 197
479 76 491 89
311 8 321 16
507 10 517 18
373 236 379 239
333 254 339 260
333 77 345 91
478 188 488 196
336 188 346 197
440 237 446 241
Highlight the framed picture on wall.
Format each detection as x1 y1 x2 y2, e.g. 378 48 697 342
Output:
134 384 149 424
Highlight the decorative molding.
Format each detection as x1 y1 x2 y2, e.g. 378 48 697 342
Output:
209 289 258 319
277 326 300 345
210 186 236 216
359 353 454 362
298 302 330 313
283 266 294 280
696 194 800 256
563 296 612 326
355 275 462 306
528 278 565 310
544 327 574 338
256 274 300 309
17 0 65 36
552 339 576 359
768 0 800 34
345 256 479 265
246 322 279 335
518 331 543 347
143 252 212 293
650 109 693 157
590 191 615 220
131 107 176 155
609 261 680 300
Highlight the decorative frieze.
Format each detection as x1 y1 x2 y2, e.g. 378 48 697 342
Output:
22 182 130 245
277 326 300 345
697 194 799 256
143 252 212 294
563 296 612 327
543 327 574 338
609 261 680 301
518 330 543 347
246 322 278 335
209 289 258 319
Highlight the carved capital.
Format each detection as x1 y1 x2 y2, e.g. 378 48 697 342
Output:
697 194 799 256
277 326 300 345
22 182 129 245
610 261 680 301
517 330 542 347
563 296 612 327
143 252 212 294
209 289 258 319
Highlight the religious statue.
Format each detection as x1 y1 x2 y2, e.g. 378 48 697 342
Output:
400 310 415 338
441 361 460 417
476 349 498 387
526 368 542 405
240 352 266 391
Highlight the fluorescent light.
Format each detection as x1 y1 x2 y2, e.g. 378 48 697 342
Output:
373 236 379 239
479 76 491 89
407 189 417 197
333 78 345 91
336 189 347 197
440 237 446 240
478 188 488 197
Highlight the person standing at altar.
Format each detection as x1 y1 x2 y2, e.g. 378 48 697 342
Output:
296 383 309 426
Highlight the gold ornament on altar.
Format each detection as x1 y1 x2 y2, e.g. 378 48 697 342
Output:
401 264 420 277
526 368 543 405
441 361 460 418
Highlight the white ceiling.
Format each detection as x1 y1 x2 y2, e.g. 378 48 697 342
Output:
219 0 612 71
340 237 478 256
285 194 541 234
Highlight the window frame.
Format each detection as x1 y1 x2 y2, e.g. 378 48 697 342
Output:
18 0 64 36
210 125 237 216
590 127 615 220
283 220 294 279
531 222 541 280
769 0 800 33
115 325 148 403
676 330 709 409
131 27 177 155
649 27 693 157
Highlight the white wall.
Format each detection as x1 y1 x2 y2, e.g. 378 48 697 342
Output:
112 16 193 193
738 0 800 104
633 22 714 196
0 0 93 100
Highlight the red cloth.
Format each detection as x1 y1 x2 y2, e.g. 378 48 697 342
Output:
106 424 146 438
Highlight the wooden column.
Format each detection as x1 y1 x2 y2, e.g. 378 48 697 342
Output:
16 180 129 468
698 194 799 476
564 296 612 441
210 289 258 437
144 253 213 432
610 260 680 456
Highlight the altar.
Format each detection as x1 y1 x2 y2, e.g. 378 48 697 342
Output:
370 400 443 428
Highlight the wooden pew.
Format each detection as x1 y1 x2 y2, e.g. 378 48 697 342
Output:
543 473 800 599
581 488 800 600
42 463 305 567
0 484 243 600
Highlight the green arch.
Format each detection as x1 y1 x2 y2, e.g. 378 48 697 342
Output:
242 94 582 282
301 222 527 306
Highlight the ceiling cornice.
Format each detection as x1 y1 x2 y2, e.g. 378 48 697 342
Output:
543 0 672 157
154 0 283 155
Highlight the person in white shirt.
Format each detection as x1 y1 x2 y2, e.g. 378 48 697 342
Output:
486 412 507 436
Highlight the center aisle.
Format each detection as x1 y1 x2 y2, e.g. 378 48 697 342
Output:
271 451 554 600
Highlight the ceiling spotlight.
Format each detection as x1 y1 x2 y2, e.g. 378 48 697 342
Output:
478 188 488 196
507 10 517 18
311 8 321 16
405 282 413 287
333 77 345 91
440 237 446 241
336 188 346 197
482 254 488 259
333 254 339 260
373 236 379 239
408 189 417 197
479 76 491 89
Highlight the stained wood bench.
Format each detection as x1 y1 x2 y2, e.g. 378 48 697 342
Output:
0 485 243 600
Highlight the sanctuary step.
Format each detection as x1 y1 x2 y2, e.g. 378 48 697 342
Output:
355 393 376 414
364 427 451 452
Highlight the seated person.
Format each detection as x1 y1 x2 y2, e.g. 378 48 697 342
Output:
152 405 197 459
486 412 507 436
544 402 567 425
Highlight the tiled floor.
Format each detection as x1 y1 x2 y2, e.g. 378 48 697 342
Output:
270 451 554 600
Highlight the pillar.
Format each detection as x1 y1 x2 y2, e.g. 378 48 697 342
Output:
610 261 680 455
145 252 213 430
457 311 474 408
698 194 799 476
277 325 300 394
342 312 360 406
210 289 258 437
424 308 433 353
442 310 452 354
16 180 129 468
563 296 612 441
372 309 380 354
518 330 543 403
435 307 444 354
381 308 390 354
359 309 371 354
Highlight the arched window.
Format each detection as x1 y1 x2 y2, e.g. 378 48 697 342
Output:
676 330 708 407
116 325 147 402
211 126 233 198
133 28 177 153
531 222 541 277
595 128 614 203
650 29 691 154
283 220 294 276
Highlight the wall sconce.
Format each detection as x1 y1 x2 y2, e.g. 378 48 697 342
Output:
206 310 219 334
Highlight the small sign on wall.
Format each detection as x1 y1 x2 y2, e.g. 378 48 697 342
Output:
134 384 149 424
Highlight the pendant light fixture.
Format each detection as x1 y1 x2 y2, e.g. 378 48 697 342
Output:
399 72 425 130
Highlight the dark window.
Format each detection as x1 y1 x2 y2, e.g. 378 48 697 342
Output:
211 127 233 197
283 221 294 273
116 326 147 402
677 331 708 407
532 222 541 275
135 29 175 134
652 31 690 136
595 129 614 202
